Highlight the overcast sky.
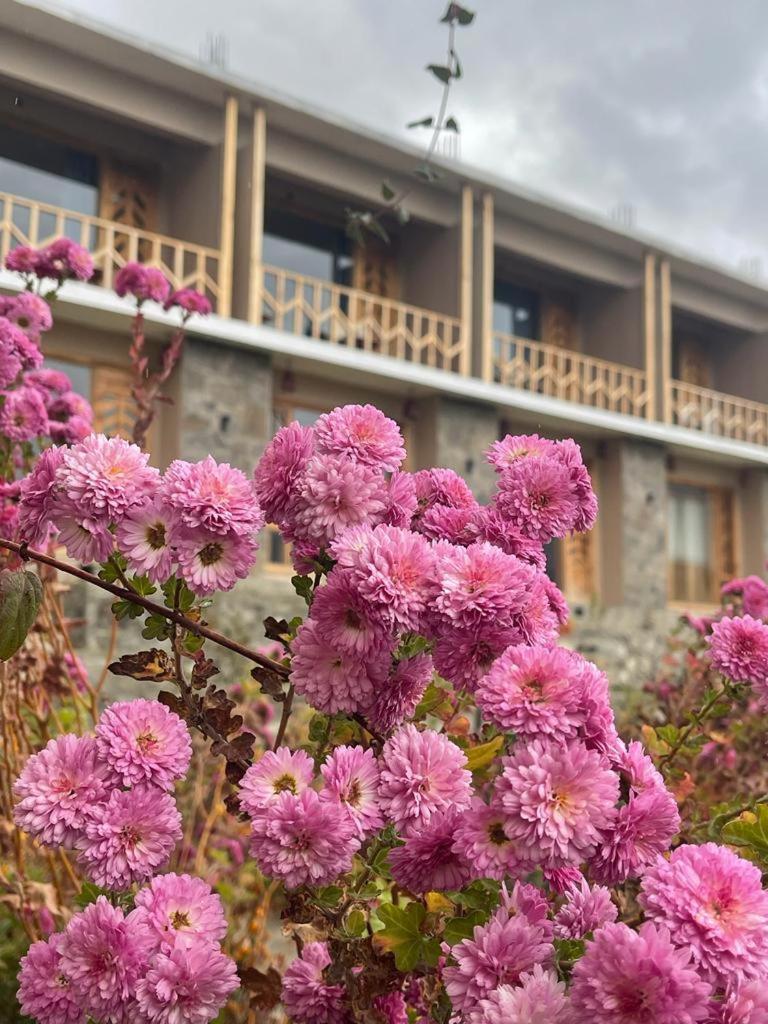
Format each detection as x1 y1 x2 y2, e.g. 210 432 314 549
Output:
52 0 768 277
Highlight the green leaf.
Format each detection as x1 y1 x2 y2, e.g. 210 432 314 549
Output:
314 886 343 909
722 806 768 865
291 574 314 606
363 217 390 244
381 181 396 201
407 116 434 129
444 116 460 133
375 902 440 971
98 553 127 584
414 681 453 720
441 3 475 25
443 911 485 945
130 575 157 597
141 613 173 641
451 878 500 914
426 64 452 84
0 569 42 659
397 633 434 660
74 882 109 909
465 734 504 772
344 909 367 938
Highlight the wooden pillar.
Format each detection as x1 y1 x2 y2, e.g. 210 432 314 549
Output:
459 184 473 377
660 257 672 423
479 191 495 381
218 94 239 318
643 252 657 421
247 107 267 324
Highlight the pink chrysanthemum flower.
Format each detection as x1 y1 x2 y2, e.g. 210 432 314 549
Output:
281 942 348 1024
290 618 388 715
452 799 527 881
469 505 547 569
310 569 389 656
292 454 387 547
78 786 182 890
389 808 472 893
498 880 552 932
24 366 72 394
95 698 192 791
4 292 53 340
0 333 23 389
58 898 155 1023
134 935 239 1024
17 444 66 545
331 524 435 632
432 621 521 692
0 384 49 441
116 499 177 582
494 456 579 543
707 615 768 684
249 789 360 889
496 737 619 867
36 239 94 282
320 745 384 839
164 288 213 316
160 456 264 537
239 747 314 816
381 471 418 528
115 262 170 304
443 909 553 1014
58 434 160 522
612 738 665 791
412 467 476 512
17 933 85 1024
418 502 478 544
133 873 227 947
486 433 557 471
476 644 587 740
372 991 408 1024
176 528 257 596
639 843 768 986
578 660 621 755
718 979 768 1024
589 784 680 884
13 734 111 847
366 653 434 734
253 421 315 524
432 541 532 630
314 404 405 472
555 438 599 533
52 504 115 564
722 575 768 619
5 245 40 274
553 878 617 939
473 966 569 1024
569 921 712 1024
377 724 472 836
543 865 584 894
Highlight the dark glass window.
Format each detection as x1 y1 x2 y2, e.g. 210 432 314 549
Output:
263 209 352 285
0 125 98 215
43 358 92 398
493 281 539 339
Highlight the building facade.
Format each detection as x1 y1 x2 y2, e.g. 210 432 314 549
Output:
3 2 768 694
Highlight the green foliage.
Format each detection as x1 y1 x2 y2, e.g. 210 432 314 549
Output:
0 570 42 660
722 805 768 867
291 574 314 606
374 902 440 971
442 910 485 945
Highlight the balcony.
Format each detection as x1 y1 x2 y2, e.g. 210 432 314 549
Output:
668 379 768 446
0 191 224 312
258 263 467 374
491 331 650 419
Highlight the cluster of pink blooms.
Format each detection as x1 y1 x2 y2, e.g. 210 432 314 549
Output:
17 434 264 594
6 238 95 285
14 699 238 1023
115 261 213 317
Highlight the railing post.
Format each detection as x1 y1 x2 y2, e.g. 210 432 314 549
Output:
248 106 267 325
479 191 494 381
459 184 473 377
643 252 657 420
659 256 673 424
218 94 239 319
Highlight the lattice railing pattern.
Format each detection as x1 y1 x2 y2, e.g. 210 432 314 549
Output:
492 332 650 418
669 379 768 445
0 192 223 311
259 264 466 373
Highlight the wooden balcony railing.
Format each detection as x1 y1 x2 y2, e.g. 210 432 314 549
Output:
0 192 224 312
668 379 768 445
491 332 650 418
259 264 467 373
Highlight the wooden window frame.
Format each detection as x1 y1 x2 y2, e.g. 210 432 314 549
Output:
667 475 739 610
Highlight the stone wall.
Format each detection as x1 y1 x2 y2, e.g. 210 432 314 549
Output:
431 397 498 502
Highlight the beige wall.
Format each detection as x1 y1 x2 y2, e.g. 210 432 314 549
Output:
582 284 645 370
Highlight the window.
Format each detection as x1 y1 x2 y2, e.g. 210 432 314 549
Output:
0 124 98 216
263 209 352 285
668 482 736 604
492 281 539 340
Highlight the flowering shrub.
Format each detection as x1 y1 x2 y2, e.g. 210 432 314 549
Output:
4 242 768 1023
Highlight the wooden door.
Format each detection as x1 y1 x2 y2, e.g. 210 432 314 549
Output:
99 160 159 264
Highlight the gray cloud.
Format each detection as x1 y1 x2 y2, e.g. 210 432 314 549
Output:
54 0 768 275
